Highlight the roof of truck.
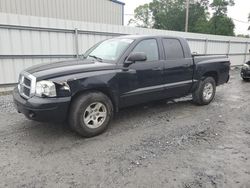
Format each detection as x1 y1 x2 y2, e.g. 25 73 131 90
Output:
116 35 185 40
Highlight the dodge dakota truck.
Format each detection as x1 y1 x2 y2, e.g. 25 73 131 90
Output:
13 35 230 137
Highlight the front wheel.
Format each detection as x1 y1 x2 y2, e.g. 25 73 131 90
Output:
69 92 113 137
192 77 216 105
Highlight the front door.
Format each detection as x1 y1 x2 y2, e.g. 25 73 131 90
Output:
119 38 164 107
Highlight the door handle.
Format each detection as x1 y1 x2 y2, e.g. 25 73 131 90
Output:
152 67 162 71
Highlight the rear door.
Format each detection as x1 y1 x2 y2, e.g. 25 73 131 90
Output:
162 38 193 98
119 38 164 107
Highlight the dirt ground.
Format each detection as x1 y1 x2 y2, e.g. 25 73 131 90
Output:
0 69 249 188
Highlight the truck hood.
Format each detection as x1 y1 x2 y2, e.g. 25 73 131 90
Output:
25 59 116 80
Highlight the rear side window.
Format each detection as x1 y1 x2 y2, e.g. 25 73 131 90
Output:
132 39 159 61
163 39 184 59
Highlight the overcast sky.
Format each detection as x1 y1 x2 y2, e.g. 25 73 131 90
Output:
121 0 250 35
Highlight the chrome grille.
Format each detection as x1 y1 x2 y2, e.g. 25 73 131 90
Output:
23 77 31 87
18 72 36 99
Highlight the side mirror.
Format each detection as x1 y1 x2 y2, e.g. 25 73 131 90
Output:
124 52 147 66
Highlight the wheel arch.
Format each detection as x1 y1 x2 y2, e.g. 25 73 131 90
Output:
70 87 119 113
202 71 218 85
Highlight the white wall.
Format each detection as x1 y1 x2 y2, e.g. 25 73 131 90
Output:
0 13 250 85
0 0 123 25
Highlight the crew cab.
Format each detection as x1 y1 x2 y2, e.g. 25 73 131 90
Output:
13 35 230 137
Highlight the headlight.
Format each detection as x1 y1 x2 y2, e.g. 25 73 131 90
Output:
242 63 250 70
35 80 56 97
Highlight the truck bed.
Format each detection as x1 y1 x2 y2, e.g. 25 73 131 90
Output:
192 54 229 64
192 54 230 86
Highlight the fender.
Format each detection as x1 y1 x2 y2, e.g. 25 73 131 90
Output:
50 69 121 112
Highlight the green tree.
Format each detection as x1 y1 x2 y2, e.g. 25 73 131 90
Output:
209 0 235 36
128 4 153 28
237 34 250 38
210 0 234 16
208 15 235 36
150 0 185 30
129 0 210 33
150 0 210 32
188 1 210 33
129 0 235 36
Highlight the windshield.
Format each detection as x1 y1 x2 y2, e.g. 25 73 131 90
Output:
84 38 134 61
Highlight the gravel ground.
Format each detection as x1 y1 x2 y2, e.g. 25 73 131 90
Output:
0 69 249 188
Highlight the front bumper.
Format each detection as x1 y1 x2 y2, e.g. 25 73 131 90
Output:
241 68 250 78
13 87 71 122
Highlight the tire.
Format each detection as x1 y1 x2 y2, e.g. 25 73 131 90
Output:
69 91 113 137
192 77 216 105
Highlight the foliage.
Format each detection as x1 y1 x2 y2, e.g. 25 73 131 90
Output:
150 0 185 31
128 4 153 28
210 0 235 16
208 15 235 36
237 34 250 38
149 0 210 32
129 0 235 36
188 1 210 33
208 0 235 35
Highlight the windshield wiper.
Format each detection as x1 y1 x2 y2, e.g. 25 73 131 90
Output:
88 55 103 62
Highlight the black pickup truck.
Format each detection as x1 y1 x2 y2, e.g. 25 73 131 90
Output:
13 35 230 137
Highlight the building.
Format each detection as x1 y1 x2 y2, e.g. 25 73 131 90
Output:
0 0 125 25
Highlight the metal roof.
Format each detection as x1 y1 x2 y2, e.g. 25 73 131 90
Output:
110 0 125 5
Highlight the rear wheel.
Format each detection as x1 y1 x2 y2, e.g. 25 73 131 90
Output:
192 77 216 105
69 92 113 137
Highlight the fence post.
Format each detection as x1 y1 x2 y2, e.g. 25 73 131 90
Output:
74 28 79 58
204 39 208 54
243 42 248 63
227 40 231 57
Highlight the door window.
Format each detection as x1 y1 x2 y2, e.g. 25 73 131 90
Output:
132 39 159 61
163 39 184 59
